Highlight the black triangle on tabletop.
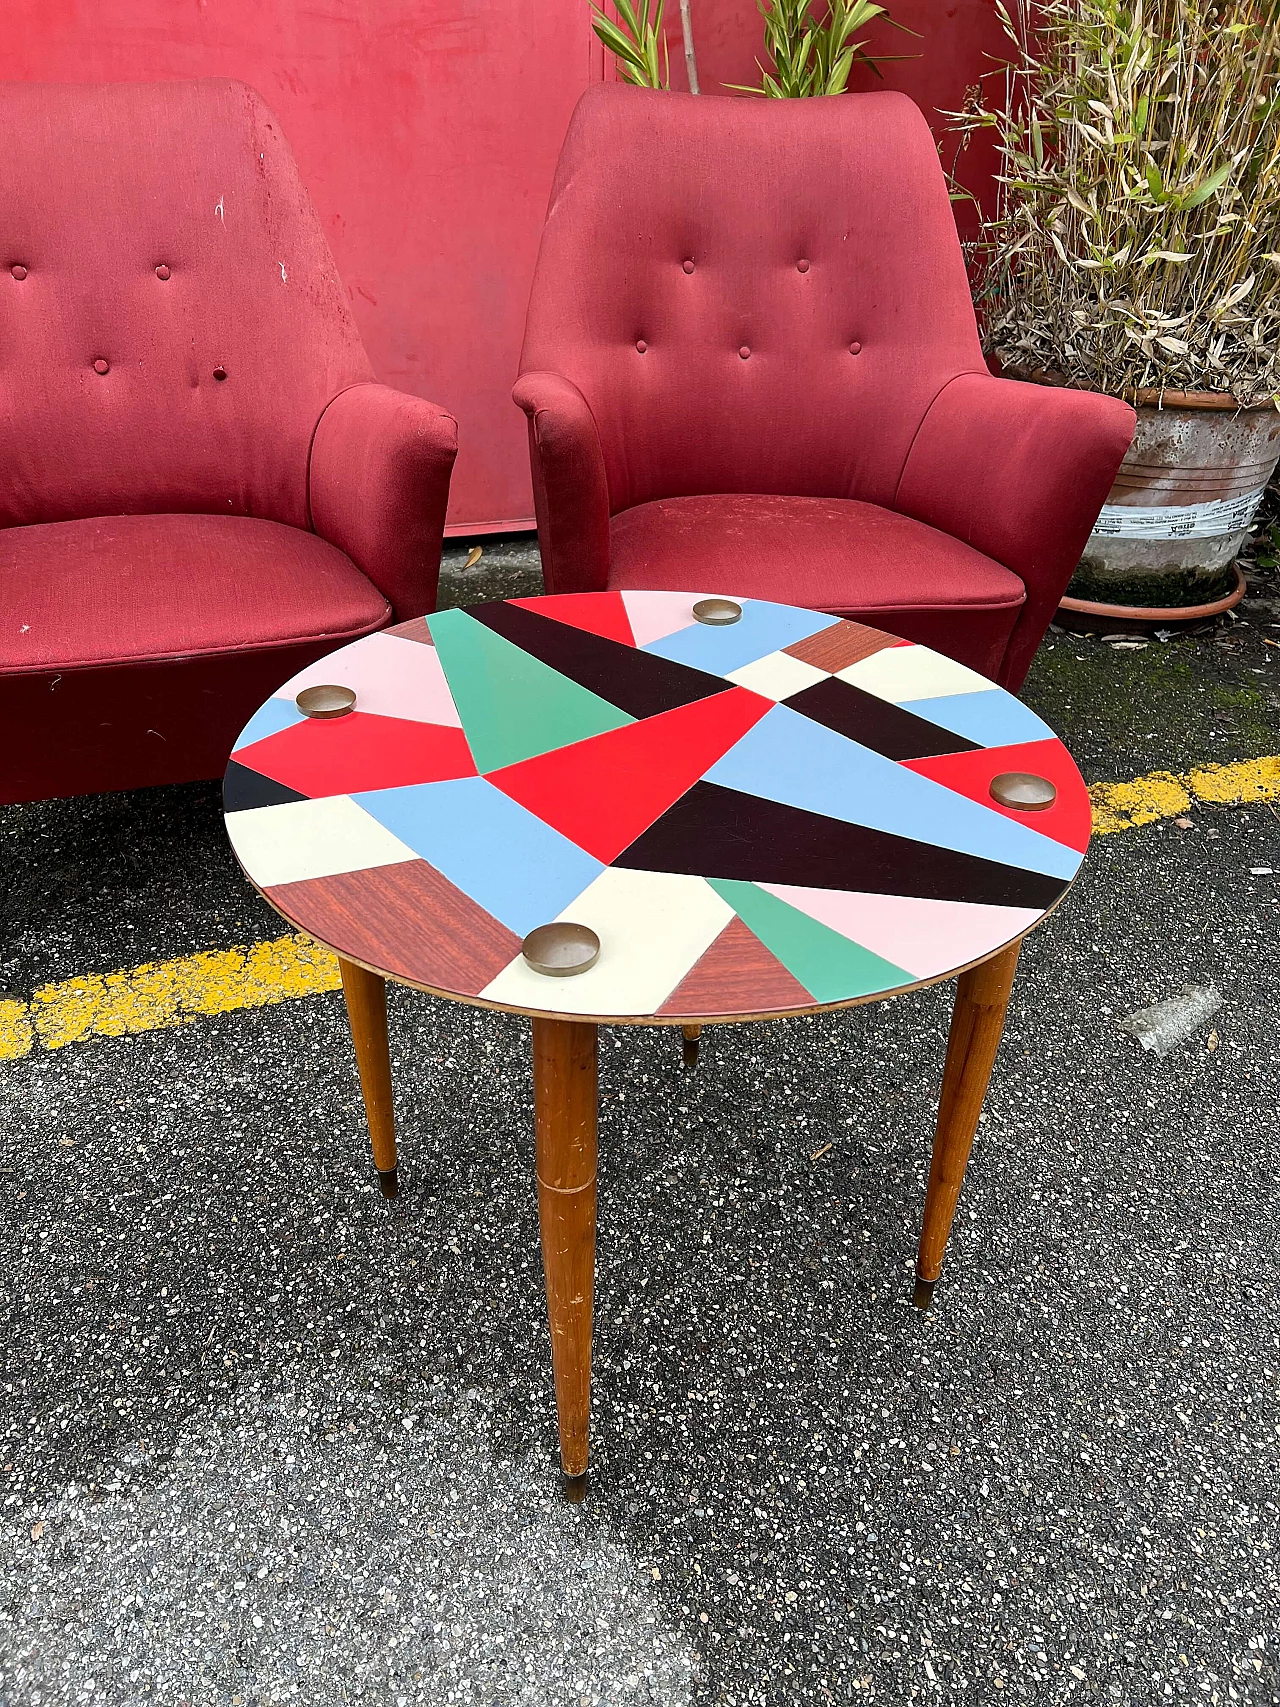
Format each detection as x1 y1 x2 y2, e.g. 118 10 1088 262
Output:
784 675 982 761
222 761 309 813
613 780 1066 911
466 598 732 720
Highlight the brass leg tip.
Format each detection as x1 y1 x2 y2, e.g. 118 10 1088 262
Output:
561 1470 589 1503
682 1036 699 1070
378 1166 399 1201
912 1275 936 1311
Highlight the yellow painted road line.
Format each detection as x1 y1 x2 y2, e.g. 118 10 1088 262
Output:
1088 753 1280 835
1 934 341 1062
0 1000 35 1062
2 753 1277 1064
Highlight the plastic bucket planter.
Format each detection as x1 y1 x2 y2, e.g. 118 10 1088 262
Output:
1064 392 1280 622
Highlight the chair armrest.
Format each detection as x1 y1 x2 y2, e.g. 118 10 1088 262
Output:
895 372 1135 690
512 370 611 594
309 382 458 620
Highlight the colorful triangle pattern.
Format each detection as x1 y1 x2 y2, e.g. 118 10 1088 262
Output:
487 686 772 863
225 594 1090 1020
657 915 812 1017
512 590 636 647
901 737 1092 853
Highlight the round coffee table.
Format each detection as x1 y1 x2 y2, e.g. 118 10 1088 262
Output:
224 591 1090 1493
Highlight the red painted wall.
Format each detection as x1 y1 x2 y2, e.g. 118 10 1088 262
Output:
4 1 1002 533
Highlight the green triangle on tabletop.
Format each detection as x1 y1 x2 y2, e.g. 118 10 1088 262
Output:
426 607 634 772
707 877 914 1005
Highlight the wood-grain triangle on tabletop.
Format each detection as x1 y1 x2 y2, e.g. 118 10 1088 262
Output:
267 859 521 995
657 914 814 1018
388 616 435 645
783 621 902 674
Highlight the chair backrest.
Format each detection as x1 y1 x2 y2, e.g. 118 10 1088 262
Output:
0 79 372 530
520 86 988 516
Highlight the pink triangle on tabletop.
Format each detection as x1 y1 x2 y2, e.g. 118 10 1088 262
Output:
757 884 1042 982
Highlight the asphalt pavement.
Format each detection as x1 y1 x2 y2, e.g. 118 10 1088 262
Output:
1 542 1278 1706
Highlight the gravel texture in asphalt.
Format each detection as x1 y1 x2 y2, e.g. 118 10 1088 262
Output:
1 547 1278 1706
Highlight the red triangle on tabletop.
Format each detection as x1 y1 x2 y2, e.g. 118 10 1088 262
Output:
488 686 772 863
234 712 476 799
658 915 814 1018
511 591 636 647
900 737 1091 852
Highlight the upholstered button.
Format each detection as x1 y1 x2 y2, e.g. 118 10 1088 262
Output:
11 264 28 281
155 263 171 280
635 339 647 354
682 259 695 274
739 345 751 359
213 365 228 381
93 358 110 374
849 340 862 355
797 259 810 273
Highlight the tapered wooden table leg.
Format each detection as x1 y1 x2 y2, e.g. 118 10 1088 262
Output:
532 1017 598 1497
914 940 1021 1308
681 1023 701 1070
338 956 399 1200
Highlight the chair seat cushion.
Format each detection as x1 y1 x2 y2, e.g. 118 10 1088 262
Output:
2 513 389 672
607 494 1026 675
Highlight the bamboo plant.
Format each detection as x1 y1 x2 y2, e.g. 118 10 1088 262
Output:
591 0 898 96
591 0 670 88
736 0 897 97
952 0 1280 405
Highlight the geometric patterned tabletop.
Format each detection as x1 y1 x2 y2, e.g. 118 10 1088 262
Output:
223 592 1090 1024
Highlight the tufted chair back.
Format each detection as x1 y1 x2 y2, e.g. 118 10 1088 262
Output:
0 79 373 532
520 86 989 517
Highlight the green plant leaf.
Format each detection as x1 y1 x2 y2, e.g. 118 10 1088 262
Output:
591 0 668 88
742 0 898 98
1181 162 1235 210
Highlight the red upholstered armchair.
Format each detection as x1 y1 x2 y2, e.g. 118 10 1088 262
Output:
515 87 1134 690
0 80 457 805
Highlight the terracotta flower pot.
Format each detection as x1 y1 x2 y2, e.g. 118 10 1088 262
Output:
1068 392 1280 614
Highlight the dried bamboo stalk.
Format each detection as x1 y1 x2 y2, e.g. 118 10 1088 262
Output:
951 0 1280 404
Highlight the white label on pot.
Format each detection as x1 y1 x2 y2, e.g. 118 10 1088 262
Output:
1091 487 1266 541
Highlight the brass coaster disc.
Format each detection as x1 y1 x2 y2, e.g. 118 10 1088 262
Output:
521 921 601 978
296 683 357 719
989 771 1057 811
692 597 743 626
